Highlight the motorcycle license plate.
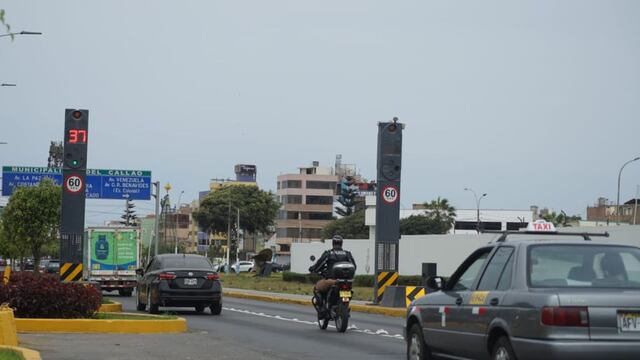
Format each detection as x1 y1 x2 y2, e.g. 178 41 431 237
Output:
184 278 198 286
339 290 351 298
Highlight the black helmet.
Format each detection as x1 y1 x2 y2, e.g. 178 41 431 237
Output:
332 235 344 248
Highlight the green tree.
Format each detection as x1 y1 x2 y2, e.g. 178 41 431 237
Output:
0 9 11 37
541 210 582 227
0 179 61 269
322 210 369 239
400 214 450 235
194 185 279 238
335 177 357 217
422 197 457 233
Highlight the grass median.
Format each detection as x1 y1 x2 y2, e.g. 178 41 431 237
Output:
219 273 375 302
0 350 22 360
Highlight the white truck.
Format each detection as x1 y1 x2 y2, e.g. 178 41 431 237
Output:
84 227 140 296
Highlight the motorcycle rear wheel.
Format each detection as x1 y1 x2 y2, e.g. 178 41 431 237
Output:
335 302 349 333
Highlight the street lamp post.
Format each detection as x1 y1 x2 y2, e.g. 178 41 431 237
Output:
0 31 42 39
464 188 487 233
616 157 640 225
174 190 184 254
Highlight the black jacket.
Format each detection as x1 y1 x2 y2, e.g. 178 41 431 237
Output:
309 248 356 278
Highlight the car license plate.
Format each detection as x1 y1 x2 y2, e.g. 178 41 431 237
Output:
339 290 351 298
184 278 198 286
618 311 640 332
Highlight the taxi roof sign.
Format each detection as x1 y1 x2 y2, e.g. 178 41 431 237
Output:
526 220 557 233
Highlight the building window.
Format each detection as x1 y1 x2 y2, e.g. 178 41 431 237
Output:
308 212 333 220
277 181 281 190
281 180 302 189
281 195 302 204
306 181 336 190
480 222 501 231
507 222 528 231
306 195 333 205
276 227 323 239
454 221 477 230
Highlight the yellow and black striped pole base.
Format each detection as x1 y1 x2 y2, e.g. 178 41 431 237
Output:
60 263 83 282
405 286 426 307
375 271 399 303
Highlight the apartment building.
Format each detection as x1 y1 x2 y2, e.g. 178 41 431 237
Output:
276 162 338 252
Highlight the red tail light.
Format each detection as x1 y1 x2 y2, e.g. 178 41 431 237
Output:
339 283 352 290
206 273 219 281
158 272 176 280
541 307 589 327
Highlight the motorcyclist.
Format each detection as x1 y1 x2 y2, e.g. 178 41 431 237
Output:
308 235 356 312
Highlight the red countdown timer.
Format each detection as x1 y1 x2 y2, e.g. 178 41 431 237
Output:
67 129 88 144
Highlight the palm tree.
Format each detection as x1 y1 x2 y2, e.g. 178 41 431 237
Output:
422 197 457 232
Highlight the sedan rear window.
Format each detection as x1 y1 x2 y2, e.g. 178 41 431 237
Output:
161 257 213 270
528 245 640 289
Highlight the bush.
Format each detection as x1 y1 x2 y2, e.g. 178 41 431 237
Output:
283 272 424 287
0 272 102 318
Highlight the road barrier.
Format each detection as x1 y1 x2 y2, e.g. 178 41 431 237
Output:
60 263 83 282
376 271 399 303
381 286 427 308
0 307 18 346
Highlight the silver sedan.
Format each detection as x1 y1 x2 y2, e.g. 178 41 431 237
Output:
405 236 640 360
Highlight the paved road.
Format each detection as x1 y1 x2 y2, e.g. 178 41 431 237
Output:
21 294 406 360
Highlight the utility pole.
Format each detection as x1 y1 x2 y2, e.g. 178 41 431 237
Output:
634 185 639 226
236 207 240 275
153 181 160 256
226 202 231 273
616 157 640 225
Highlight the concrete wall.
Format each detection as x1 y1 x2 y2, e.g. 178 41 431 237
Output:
291 226 640 277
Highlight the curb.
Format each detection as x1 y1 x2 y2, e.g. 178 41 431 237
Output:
15 313 187 334
0 345 41 360
0 309 18 346
223 290 406 318
98 302 123 313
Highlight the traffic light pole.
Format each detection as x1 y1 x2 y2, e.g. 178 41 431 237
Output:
60 109 89 282
373 118 403 304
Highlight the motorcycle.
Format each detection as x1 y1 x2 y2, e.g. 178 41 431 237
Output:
309 256 355 333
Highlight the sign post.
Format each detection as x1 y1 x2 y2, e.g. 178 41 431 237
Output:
374 118 403 304
60 109 89 281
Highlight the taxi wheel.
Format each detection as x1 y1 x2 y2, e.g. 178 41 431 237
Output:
407 324 430 360
492 336 517 360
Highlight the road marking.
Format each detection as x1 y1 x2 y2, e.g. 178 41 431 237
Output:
223 307 404 341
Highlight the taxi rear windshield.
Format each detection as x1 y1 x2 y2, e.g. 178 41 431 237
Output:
528 245 640 289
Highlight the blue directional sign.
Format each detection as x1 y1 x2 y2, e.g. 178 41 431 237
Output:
2 166 152 200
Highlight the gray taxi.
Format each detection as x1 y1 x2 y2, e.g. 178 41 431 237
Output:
405 223 640 360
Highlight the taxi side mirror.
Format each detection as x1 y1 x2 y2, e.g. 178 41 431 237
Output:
135 268 144 276
426 276 445 291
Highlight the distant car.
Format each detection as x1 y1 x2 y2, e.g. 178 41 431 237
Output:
45 260 60 274
212 263 227 273
271 262 291 272
405 221 640 360
0 259 6 267
231 261 253 273
135 254 222 315
23 259 35 271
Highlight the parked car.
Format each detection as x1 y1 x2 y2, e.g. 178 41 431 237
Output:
45 260 60 274
23 259 35 271
212 263 227 273
231 261 253 273
405 220 640 360
135 254 222 315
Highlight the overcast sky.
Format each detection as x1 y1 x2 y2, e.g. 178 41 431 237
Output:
1 1 639 225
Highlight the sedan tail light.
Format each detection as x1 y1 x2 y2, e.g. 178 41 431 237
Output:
158 272 176 280
206 273 219 281
541 307 589 327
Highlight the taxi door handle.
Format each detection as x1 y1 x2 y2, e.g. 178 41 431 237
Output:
490 298 499 306
455 298 463 306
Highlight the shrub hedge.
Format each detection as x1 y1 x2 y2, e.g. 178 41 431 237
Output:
282 271 424 287
0 272 102 318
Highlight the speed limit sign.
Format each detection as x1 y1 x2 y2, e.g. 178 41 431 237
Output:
64 175 84 193
381 185 399 204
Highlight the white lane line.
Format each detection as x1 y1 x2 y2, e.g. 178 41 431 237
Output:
223 307 405 341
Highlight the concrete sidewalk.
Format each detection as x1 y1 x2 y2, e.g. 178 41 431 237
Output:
223 287 406 317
